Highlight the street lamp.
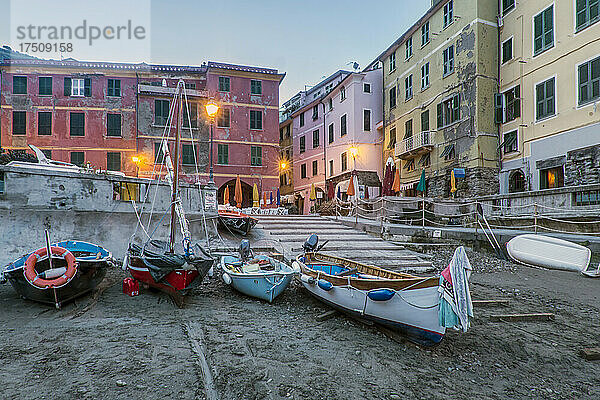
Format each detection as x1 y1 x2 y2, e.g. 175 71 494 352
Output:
349 145 358 170
131 155 142 177
205 101 219 183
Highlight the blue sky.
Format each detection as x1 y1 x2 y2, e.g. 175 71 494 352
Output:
0 0 430 102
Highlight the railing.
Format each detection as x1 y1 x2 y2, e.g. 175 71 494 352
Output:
395 131 433 158
138 84 208 98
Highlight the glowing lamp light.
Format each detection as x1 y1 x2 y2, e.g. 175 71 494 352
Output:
132 156 141 164
205 102 219 117
280 161 287 170
349 146 359 158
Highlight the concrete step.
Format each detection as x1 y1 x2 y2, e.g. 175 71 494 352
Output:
257 221 345 228
264 229 360 236
257 215 326 221
333 250 427 261
289 242 403 252
272 234 379 242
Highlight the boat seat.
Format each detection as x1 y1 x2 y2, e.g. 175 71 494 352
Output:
242 263 260 273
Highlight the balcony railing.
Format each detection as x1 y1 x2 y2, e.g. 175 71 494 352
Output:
395 131 434 159
138 84 208 98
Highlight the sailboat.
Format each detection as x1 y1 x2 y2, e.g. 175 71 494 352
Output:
126 80 214 305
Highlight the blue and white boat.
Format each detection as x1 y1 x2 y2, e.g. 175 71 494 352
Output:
220 241 296 303
1 240 112 309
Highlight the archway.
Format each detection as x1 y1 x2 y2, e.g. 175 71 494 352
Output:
218 179 253 208
508 169 525 193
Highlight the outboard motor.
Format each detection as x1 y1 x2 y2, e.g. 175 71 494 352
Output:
303 234 319 253
239 239 252 261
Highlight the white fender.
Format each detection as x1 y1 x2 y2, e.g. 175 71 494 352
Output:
222 272 232 285
291 261 301 274
300 274 315 285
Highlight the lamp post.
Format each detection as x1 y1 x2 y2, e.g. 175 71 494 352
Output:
131 155 142 177
205 101 219 184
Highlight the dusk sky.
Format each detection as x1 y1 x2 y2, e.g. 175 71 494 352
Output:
0 0 430 103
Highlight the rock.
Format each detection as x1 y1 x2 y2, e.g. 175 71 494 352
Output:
390 395 401 400
361 362 372 369
116 380 127 387
355 350 361 355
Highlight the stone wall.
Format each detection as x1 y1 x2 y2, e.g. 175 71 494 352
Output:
565 145 600 186
428 166 499 198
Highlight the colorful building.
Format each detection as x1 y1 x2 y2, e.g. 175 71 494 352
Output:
322 68 383 199
284 70 350 214
498 0 600 194
372 0 500 198
278 117 293 201
0 48 285 208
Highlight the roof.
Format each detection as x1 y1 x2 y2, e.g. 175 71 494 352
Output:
207 61 279 76
365 0 449 67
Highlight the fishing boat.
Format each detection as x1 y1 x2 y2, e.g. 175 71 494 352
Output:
220 240 296 302
295 234 473 346
506 234 591 272
125 80 214 305
218 205 258 235
1 235 111 309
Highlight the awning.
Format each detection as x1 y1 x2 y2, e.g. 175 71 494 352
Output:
399 181 418 191
403 158 415 170
419 153 430 166
440 144 454 158
498 133 516 150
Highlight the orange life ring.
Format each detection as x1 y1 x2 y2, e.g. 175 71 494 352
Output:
23 246 77 289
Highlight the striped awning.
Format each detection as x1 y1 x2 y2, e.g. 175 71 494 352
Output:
440 144 454 158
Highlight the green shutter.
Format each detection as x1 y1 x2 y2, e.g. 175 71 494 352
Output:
437 103 443 128
534 13 543 53
544 7 554 49
64 77 71 96
84 78 91 97
494 93 503 124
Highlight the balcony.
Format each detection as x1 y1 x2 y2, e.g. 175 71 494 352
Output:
138 84 208 98
395 131 434 160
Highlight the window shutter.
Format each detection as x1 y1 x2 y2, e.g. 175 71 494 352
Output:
452 95 460 121
84 78 92 97
64 77 71 96
534 14 543 53
514 86 521 118
494 93 504 124
436 103 443 128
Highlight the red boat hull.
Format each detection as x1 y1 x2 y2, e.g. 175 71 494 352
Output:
127 259 200 296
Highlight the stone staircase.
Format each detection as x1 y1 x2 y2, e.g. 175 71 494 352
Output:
255 215 434 272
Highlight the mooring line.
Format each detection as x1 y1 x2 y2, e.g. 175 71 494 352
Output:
183 322 219 400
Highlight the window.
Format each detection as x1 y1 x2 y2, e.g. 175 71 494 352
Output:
280 128 284 141
250 80 262 95
495 86 521 123
107 113 122 137
440 144 455 161
573 189 600 206
576 0 600 31
70 152 84 167
218 144 229 165
12 111 26 135
42 150 52 159
536 78 555 120
218 77 230 92
509 170 525 193
421 22 430 46
300 163 307 178
313 129 320 148
340 86 346 101
185 82 196 90
341 114 347 136
300 112 305 127
328 98 333 111
13 76 27 94
404 119 413 140
183 102 198 128
405 158 416 172
38 112 52 135
389 127 397 149
39 77 52 96
502 0 515 15
328 123 334 144
182 144 196 165
389 52 396 72
503 130 518 154
72 78 86 97
154 142 165 164
300 136 306 153
106 152 121 171
114 182 140 202
578 56 600 105
312 160 318 176
155 99 170 126
421 110 429 132
70 112 85 136
405 75 413 101
363 83 371 93
502 38 513 64
341 152 348 172
421 63 430 90
443 0 454 28
108 79 121 97
389 87 397 108
436 94 460 128
329 160 334 176
363 109 371 131
443 45 455 76
312 105 318 120
250 110 263 130
540 166 564 189
534 6 554 56
251 146 262 166
0 172 4 194
405 37 412 60
217 109 231 128
420 153 431 168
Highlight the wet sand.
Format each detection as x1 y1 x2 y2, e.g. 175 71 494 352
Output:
1 249 599 400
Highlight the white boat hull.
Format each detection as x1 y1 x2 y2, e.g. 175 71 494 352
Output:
506 234 591 272
300 278 445 346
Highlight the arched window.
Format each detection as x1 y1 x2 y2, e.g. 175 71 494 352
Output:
509 170 525 193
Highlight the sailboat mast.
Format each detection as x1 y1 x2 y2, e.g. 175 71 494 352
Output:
169 86 183 253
